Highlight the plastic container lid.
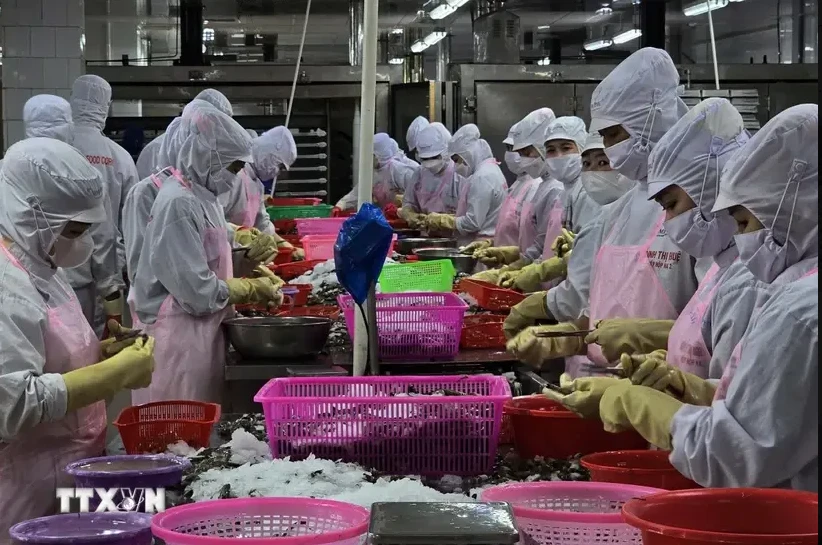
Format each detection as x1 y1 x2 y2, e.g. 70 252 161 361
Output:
10 513 153 544
65 454 191 479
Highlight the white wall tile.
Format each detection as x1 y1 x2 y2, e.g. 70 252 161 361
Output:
16 57 44 88
15 0 43 26
1 2 18 24
55 27 82 58
3 26 31 57
3 88 31 120
30 26 56 58
43 2 68 27
6 120 27 149
43 57 70 88
1 58 23 88
66 1 85 27
67 58 84 85
54 88 72 101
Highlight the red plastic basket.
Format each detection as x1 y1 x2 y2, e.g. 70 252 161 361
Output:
460 314 507 349
388 218 408 229
621 488 819 544
254 375 512 476
581 450 699 490
274 219 297 234
296 217 347 237
288 283 312 306
268 197 323 206
272 246 294 265
114 401 220 454
278 305 341 320
235 294 295 316
281 234 303 248
504 396 647 459
458 278 526 311
274 259 325 281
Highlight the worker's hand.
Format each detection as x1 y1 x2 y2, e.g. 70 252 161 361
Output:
470 268 503 284
551 228 576 258
503 291 551 340
226 277 283 305
383 203 399 220
424 212 457 232
245 230 279 265
291 247 305 261
108 336 156 390
394 194 404 207
398 207 426 229
584 318 675 363
475 246 521 266
100 320 140 358
506 323 585 369
102 293 124 329
331 206 346 217
599 381 681 450
619 351 717 405
460 239 493 256
251 265 286 288
542 373 624 419
501 257 566 292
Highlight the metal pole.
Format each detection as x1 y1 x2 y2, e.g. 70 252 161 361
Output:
436 35 451 81
706 4 720 90
285 0 312 127
349 0 365 66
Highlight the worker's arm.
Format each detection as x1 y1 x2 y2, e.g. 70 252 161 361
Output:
455 176 498 234
89 185 125 298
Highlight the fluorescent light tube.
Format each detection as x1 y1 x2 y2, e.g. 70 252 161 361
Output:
430 3 457 19
411 31 448 53
389 57 405 64
536 57 551 66
584 38 613 51
612 28 642 44
683 0 729 16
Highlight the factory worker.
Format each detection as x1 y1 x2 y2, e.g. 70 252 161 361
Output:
0 138 155 536
334 133 418 212
129 101 281 404
599 105 818 491
506 48 697 375
422 124 505 246
399 122 461 228
406 115 429 154
136 88 233 179
578 132 636 207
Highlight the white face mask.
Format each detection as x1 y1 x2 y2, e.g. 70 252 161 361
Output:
206 168 237 196
519 156 545 180
455 163 472 177
664 207 738 259
579 170 634 206
546 154 582 185
604 136 651 182
504 151 524 176
50 232 94 269
422 158 447 174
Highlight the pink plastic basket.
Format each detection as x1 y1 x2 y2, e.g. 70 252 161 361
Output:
151 498 370 545
302 234 397 261
481 482 664 545
254 374 512 476
337 292 468 359
296 217 347 237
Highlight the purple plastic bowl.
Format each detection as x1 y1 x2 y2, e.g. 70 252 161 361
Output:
65 454 190 489
9 512 153 545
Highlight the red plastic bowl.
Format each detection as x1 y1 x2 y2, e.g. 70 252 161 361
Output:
581 450 699 490
504 396 647 459
621 488 818 544
277 305 341 320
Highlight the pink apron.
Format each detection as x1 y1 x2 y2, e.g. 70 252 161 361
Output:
516 184 539 253
236 169 262 229
666 263 725 377
540 199 566 261
416 162 456 214
372 167 395 209
494 177 535 247
0 245 106 536
131 189 234 405
585 213 678 369
713 268 818 401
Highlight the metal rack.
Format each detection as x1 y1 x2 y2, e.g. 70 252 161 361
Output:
680 88 762 132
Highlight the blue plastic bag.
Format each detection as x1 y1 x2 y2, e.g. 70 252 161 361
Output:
334 203 393 304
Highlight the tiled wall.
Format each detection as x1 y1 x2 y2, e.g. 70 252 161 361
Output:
2 0 85 151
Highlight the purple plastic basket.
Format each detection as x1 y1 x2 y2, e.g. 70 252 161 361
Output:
10 513 153 545
337 292 468 360
253 374 512 476
295 217 347 237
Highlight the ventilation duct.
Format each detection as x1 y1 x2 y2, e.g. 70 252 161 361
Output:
473 9 520 63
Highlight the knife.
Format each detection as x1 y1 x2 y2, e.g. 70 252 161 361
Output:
533 329 595 338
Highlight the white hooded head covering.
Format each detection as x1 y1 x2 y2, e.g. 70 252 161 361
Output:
503 123 518 146
161 100 252 195
449 124 494 175
416 123 451 160
0 138 106 278
511 108 556 156
374 133 401 166
194 89 233 117
545 116 587 151
252 126 298 180
23 95 75 144
69 75 112 130
582 132 605 153
713 104 818 278
246 129 259 138
406 116 429 152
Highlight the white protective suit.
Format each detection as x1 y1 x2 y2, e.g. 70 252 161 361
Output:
402 123 462 214
671 104 819 490
136 88 234 179
335 133 418 210
221 126 297 234
0 138 109 537
406 116 429 153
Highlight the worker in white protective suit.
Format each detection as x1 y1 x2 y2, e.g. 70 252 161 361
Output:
505 48 698 378
334 133 418 213
136 88 233 179
598 104 818 491
399 122 462 228
578 132 636 207
0 138 155 539
406 116 429 154
421 124 505 247
129 101 283 404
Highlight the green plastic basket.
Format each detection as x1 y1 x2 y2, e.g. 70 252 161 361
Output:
379 259 456 293
267 204 334 220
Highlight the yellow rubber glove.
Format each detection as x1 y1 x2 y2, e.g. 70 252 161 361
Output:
475 246 521 266
542 373 625 419
551 228 576 258
503 291 551 340
506 323 585 369
251 264 286 288
291 247 305 261
501 256 567 292
233 227 257 247
394 194 404 207
506 258 529 271
584 318 675 362
398 207 426 229
599 382 682 450
619 351 717 405
247 231 279 264
460 239 493 256
64 336 155 412
470 268 503 284
100 320 140 358
424 212 457 232
226 277 284 306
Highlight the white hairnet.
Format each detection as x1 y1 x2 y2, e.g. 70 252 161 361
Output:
448 124 494 174
511 108 556 155
590 47 688 144
374 133 401 165
545 116 587 152
69 74 111 129
713 104 818 262
246 129 258 138
161 100 252 191
23 95 74 144
582 132 605 153
503 123 518 145
194 89 233 117
0 138 106 268
648 98 749 213
253 126 297 179
416 122 451 159
406 116 429 151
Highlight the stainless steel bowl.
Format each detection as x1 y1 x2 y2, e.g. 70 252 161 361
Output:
232 247 257 278
413 247 478 275
393 228 422 239
395 237 457 255
224 316 333 360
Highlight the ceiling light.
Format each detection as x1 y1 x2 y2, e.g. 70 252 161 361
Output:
612 28 642 44
537 25 551 30
583 38 613 51
410 31 448 53
391 28 404 34
429 0 470 20
683 0 729 16
596 7 613 15
389 57 405 64
536 57 551 65
202 28 215 42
